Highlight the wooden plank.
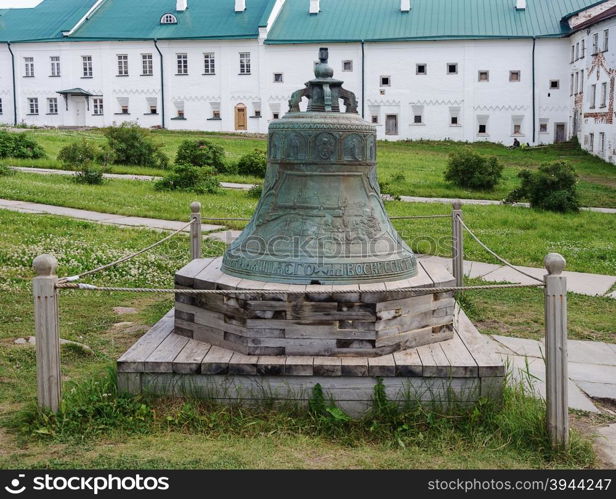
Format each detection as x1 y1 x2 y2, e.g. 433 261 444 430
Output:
257 355 286 375
440 332 479 377
368 354 396 376
228 352 258 375
285 356 314 376
420 259 455 286
144 333 190 373
117 372 141 395
416 342 451 377
334 284 361 303
393 348 423 377
313 356 342 376
175 258 215 287
201 345 234 374
172 339 212 374
117 309 174 372
193 257 224 289
341 357 369 376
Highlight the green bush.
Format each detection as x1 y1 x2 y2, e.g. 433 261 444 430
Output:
155 163 221 194
74 164 107 185
444 149 503 190
506 161 579 213
0 164 15 176
237 149 267 177
0 130 46 159
247 183 263 198
104 123 168 169
175 139 225 171
57 140 100 170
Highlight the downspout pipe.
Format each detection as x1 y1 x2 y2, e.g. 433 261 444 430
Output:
532 37 536 144
153 39 165 129
7 42 17 126
361 40 365 118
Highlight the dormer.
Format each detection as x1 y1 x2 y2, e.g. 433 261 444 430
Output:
160 13 178 24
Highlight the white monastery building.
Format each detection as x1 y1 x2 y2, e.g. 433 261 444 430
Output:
1 0 615 163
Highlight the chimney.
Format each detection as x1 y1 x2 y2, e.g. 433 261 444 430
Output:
401 0 411 12
235 0 246 12
515 0 526 10
309 0 320 15
176 0 187 12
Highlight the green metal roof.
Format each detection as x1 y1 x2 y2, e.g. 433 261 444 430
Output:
0 0 98 42
266 0 603 43
69 0 277 40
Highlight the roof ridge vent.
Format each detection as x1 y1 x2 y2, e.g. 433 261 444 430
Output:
176 0 187 12
401 0 411 13
515 0 526 10
309 0 320 15
235 0 246 12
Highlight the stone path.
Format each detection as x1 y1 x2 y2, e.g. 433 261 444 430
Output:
11 167 616 214
0 198 222 233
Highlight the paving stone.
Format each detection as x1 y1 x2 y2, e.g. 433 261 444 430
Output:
13 338 27 344
568 362 616 385
567 340 616 366
575 381 616 401
206 230 242 244
594 424 616 468
491 335 544 358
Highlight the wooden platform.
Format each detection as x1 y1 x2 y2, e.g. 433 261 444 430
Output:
117 307 504 416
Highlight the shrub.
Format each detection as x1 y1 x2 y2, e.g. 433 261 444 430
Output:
74 164 106 185
237 149 267 177
57 140 100 170
444 149 503 190
155 163 221 194
0 131 46 159
247 183 263 198
506 161 579 213
175 139 225 171
104 123 168 169
0 164 15 176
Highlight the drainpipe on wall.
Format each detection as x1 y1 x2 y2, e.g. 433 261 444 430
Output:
7 42 17 126
153 39 165 129
532 37 536 144
361 40 365 118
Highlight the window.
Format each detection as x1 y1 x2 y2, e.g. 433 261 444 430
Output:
478 124 487 134
142 54 153 76
239 52 251 74
24 57 34 77
581 39 586 58
478 70 489 82
512 115 524 136
599 132 605 153
447 63 458 74
604 29 609 52
273 73 283 83
580 70 584 92
27 98 38 115
203 52 215 74
411 104 424 124
117 55 128 76
575 42 580 60
589 133 594 152
342 60 353 72
570 73 574 95
550 80 560 89
0 98 3 115
93 98 103 115
371 115 378 124
380 75 391 86
121 105 129 114
513 124 521 135
477 115 489 135
176 53 188 75
571 45 575 63
254 110 261 118
47 97 58 115
590 84 596 108
50 56 60 77
593 33 599 54
416 64 427 75
272 112 280 119
575 72 579 94
449 106 461 126
449 116 457 125
173 100 185 119
82 56 93 77
413 114 422 124
117 97 129 114
509 70 521 82
146 97 157 114
160 13 177 24
600 82 607 107
539 120 548 133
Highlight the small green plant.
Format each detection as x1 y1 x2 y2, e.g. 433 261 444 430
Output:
0 130 46 159
74 164 106 185
0 163 15 176
175 139 226 172
155 163 221 194
444 149 503 190
104 122 169 169
506 161 579 213
247 183 263 198
57 140 100 170
237 149 267 177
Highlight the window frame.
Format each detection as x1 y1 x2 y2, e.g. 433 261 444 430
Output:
160 13 178 24
604 29 609 52
117 54 129 76
379 75 391 87
27 97 38 115
82 55 93 78
50 56 60 77
273 72 283 83
342 60 353 72
176 53 188 75
446 63 458 75
92 97 104 116
239 52 251 75
24 57 34 78
549 80 560 89
203 52 215 75
478 70 489 82
509 70 521 82
47 97 58 115
141 54 153 76
415 63 427 75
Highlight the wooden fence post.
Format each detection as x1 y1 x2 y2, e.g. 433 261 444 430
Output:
451 200 464 287
544 252 569 449
190 201 202 260
32 254 61 413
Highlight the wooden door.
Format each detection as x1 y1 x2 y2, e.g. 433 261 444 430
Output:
385 114 398 135
555 123 566 143
235 104 247 131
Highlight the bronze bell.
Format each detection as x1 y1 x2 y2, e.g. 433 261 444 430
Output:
222 48 417 284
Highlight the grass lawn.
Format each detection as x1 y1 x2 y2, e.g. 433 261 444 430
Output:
0 210 609 469
2 128 616 207
0 171 614 275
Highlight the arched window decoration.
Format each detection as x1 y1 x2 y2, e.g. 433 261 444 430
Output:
160 13 178 24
